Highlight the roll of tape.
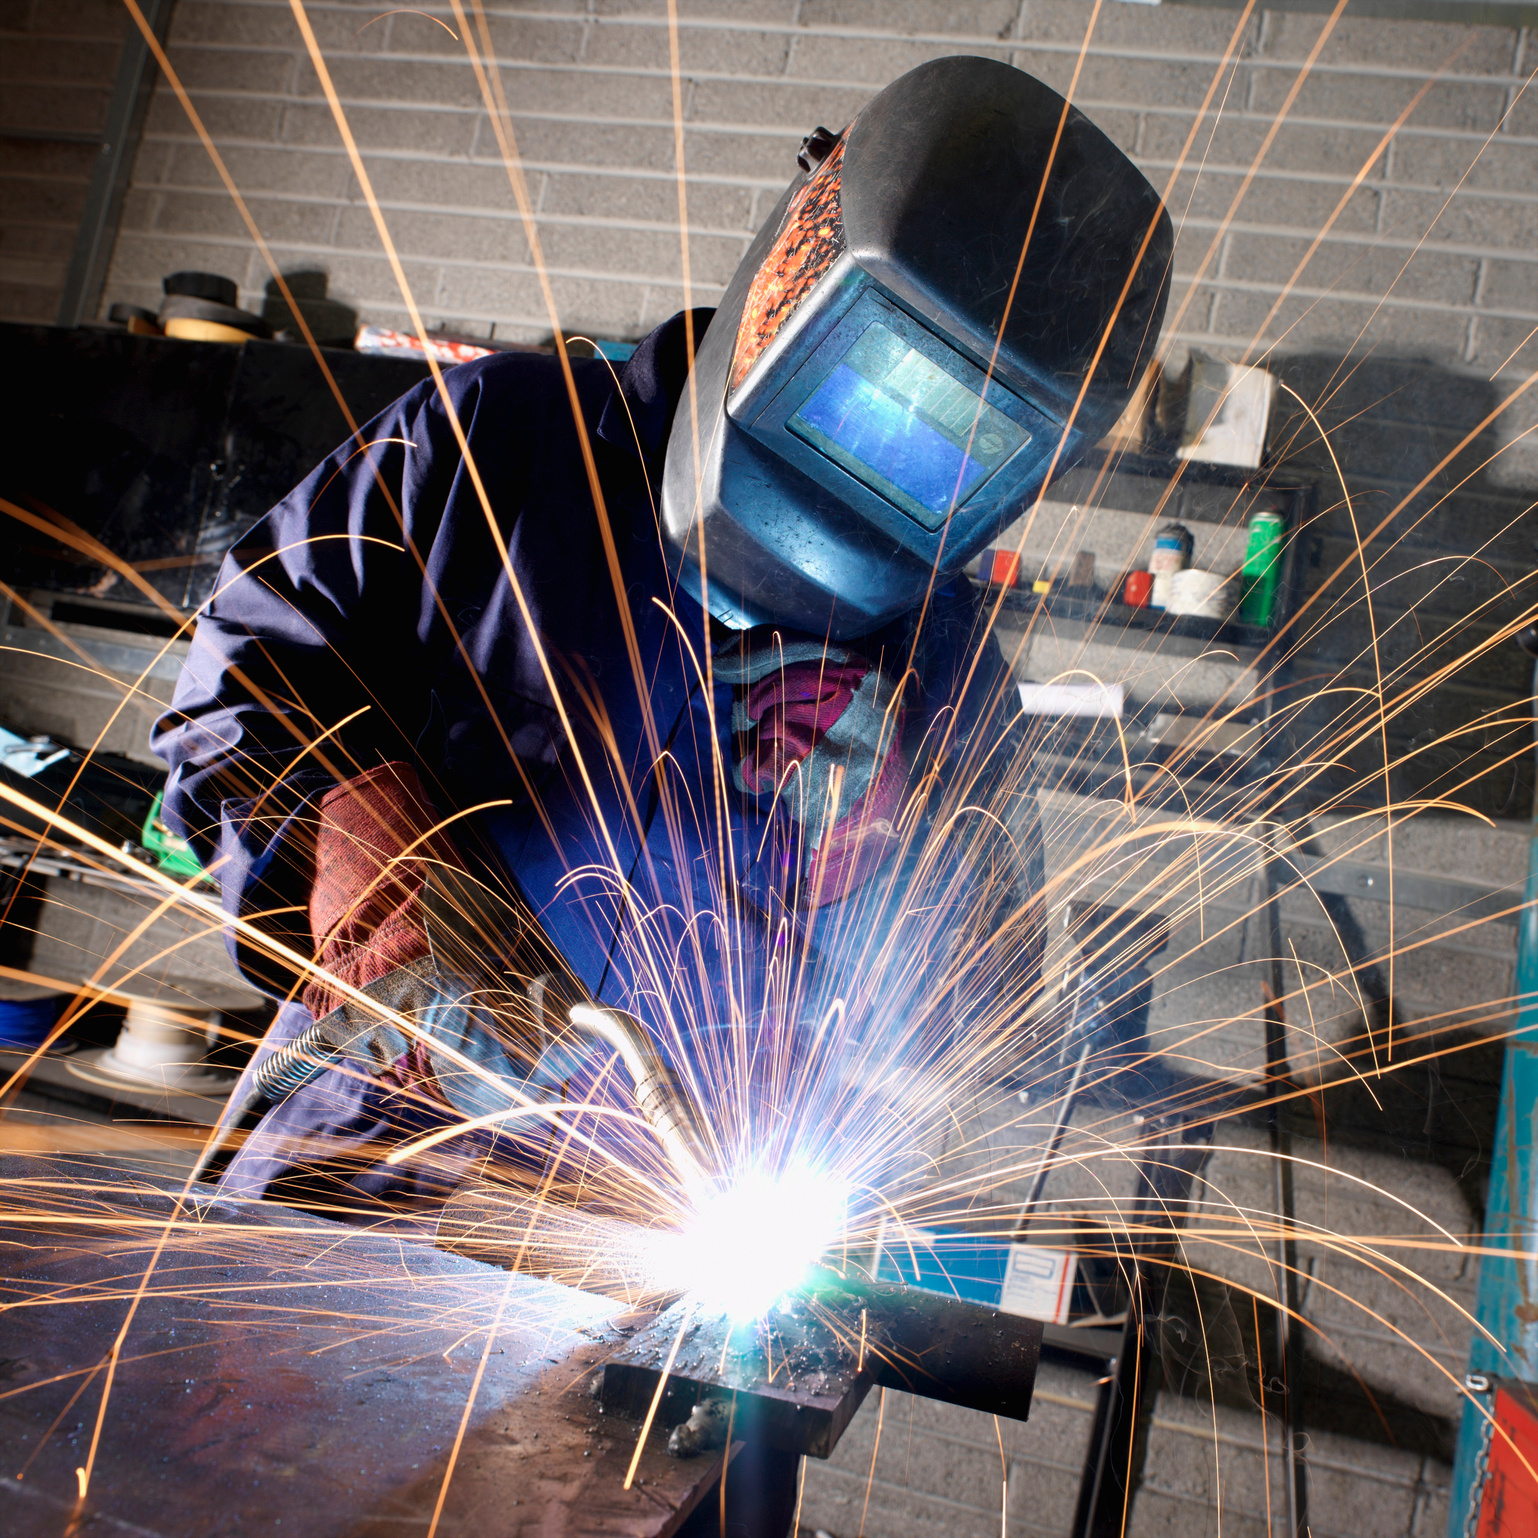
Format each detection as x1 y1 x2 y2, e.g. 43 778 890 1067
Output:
1166 568 1234 618
164 316 252 345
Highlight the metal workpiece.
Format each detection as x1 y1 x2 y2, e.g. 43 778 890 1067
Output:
0 1154 730 1538
600 1269 1042 1460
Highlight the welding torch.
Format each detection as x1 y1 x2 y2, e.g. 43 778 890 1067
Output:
190 963 712 1190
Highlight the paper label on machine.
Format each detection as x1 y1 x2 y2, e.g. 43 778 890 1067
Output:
999 1244 1077 1325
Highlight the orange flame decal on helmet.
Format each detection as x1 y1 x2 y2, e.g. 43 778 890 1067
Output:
729 137 847 394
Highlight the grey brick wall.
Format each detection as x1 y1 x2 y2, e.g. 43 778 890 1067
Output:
0 0 134 321
83 2 1534 376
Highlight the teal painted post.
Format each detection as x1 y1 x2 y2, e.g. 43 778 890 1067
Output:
1448 832 1538 1536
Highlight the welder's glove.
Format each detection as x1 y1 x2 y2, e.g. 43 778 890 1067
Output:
300 762 575 1119
728 641 908 901
303 762 456 1019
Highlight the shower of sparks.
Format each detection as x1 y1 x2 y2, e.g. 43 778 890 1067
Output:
652 1166 849 1321
1 0 1535 1529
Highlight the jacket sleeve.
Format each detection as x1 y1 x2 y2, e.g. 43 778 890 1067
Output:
152 375 467 995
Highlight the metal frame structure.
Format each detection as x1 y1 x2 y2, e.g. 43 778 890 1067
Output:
54 0 173 329
1002 447 1320 1536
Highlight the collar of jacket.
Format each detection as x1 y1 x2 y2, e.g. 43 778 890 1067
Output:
594 308 715 480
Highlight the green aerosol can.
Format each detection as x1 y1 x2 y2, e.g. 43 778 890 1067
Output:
1240 510 1286 627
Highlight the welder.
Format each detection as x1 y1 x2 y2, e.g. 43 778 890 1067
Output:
154 57 1170 1218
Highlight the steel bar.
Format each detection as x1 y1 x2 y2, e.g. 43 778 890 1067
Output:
600 1270 1043 1459
1265 858 1311 1538
1068 1118 1215 1538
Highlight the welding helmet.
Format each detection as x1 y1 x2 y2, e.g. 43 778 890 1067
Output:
660 56 1172 641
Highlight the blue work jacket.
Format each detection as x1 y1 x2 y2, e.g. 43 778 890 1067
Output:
153 314 1028 1211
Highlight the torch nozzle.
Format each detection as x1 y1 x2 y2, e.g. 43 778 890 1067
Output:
567 1004 712 1186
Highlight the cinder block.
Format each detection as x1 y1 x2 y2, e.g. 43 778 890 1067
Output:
1030 2 1258 52
9 0 127 39
113 185 161 235
872 1425 1011 1514
1138 1407 1273 1514
596 0 801 20
1122 1483 1268 1537
413 13 588 67
169 1 301 49
1211 287 1472 360
1004 1459 1087 1532
1073 54 1257 115
1160 168 1382 235
306 55 484 111
0 35 119 83
636 277 727 329
1301 1444 1425 1538
1501 79 1538 138
530 220 743 285
1390 132 1538 196
151 188 339 247
799 0 1020 36
104 230 258 285
161 41 294 96
1140 112 1391 181
121 136 175 188
1468 315 1538 375
584 18 792 77
487 63 680 122
1306 1305 1472 1413
281 100 477 158
1223 232 1481 307
0 135 98 180
1003 43 1087 98
800 1460 1004 1538
1478 256 1538 313
171 0 368 52
308 251 443 309
358 154 528 212
335 204 531 267
482 116 681 175
0 82 111 136
1268 351 1500 426
434 265 650 336
686 77 875 130
785 33 1012 88
144 89 285 144
1159 278 1222 337
1256 13 1520 77
166 141 355 200
539 171 754 234
1076 103 1140 154
1381 187 1538 251
0 221 76 260
0 175 87 233
676 127 804 183
1248 69 1510 136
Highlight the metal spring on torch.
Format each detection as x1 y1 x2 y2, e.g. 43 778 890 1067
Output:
252 1023 338 1099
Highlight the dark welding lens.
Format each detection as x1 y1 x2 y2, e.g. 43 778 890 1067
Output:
787 322 1028 530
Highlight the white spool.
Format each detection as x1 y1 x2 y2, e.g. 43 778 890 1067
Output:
65 998 236 1095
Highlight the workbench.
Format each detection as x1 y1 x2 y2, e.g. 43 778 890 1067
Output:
0 1154 731 1536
